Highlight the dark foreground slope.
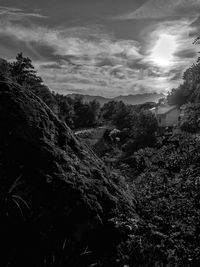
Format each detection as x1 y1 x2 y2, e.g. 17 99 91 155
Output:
0 78 136 267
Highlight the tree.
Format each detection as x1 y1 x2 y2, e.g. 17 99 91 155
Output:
167 59 200 106
180 103 200 133
73 96 88 128
55 94 75 128
101 101 119 121
167 85 187 107
122 111 158 154
9 53 57 111
111 102 136 130
10 52 42 86
87 100 100 126
0 58 10 78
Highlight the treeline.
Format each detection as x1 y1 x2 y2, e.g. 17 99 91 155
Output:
0 53 158 134
0 53 101 129
166 49 200 134
101 100 158 154
54 94 100 129
167 60 200 107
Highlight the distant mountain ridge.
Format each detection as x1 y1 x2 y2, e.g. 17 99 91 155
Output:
67 93 164 105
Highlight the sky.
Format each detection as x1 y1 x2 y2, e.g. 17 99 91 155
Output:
0 0 200 97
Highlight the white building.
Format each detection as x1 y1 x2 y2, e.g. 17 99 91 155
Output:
150 105 180 128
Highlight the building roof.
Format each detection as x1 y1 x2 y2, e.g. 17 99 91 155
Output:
150 105 177 115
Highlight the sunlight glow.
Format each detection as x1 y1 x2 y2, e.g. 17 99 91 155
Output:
151 34 177 67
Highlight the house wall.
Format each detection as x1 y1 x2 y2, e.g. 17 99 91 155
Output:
165 108 180 127
151 106 180 128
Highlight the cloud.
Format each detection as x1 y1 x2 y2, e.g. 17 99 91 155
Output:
18 18 197 97
0 6 22 12
0 6 47 21
141 18 198 72
0 4 199 97
0 20 142 61
35 57 175 97
0 15 145 97
112 0 200 20
174 49 196 59
39 62 63 69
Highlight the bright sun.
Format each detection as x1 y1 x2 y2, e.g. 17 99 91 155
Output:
151 34 177 67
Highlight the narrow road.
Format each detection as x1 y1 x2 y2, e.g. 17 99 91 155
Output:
74 126 106 136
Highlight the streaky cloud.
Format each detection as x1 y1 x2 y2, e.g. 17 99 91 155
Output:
0 5 47 20
111 0 200 20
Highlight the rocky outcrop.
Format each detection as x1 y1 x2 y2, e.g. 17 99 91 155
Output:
0 78 136 266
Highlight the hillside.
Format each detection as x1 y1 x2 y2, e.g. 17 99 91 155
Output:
0 78 137 267
67 93 164 105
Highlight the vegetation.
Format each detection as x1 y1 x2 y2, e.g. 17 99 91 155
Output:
0 78 136 267
100 99 158 155
2 47 200 266
180 103 200 133
127 134 200 266
167 58 200 107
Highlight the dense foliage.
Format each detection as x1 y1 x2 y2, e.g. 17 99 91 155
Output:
100 100 158 155
0 78 136 267
54 93 101 129
180 103 200 133
126 134 200 266
167 59 200 107
166 53 200 134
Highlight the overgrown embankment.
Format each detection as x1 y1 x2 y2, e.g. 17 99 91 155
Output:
0 78 136 267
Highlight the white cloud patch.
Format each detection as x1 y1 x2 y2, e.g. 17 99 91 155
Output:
142 18 199 78
0 21 142 61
